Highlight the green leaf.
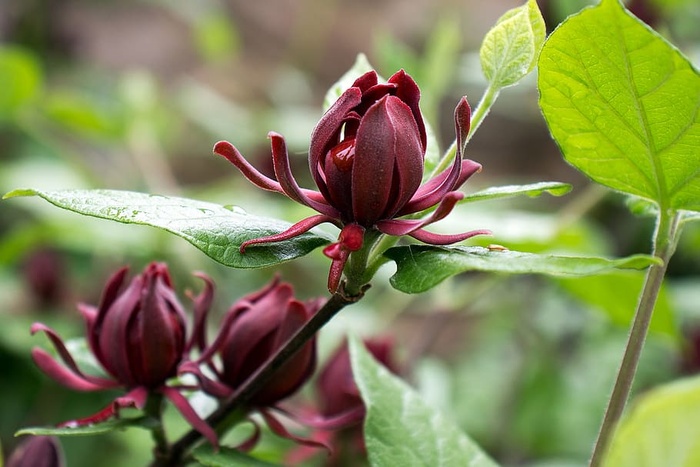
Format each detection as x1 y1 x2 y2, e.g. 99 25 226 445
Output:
385 245 659 294
602 375 700 467
538 0 700 212
3 189 330 268
461 181 572 203
0 46 42 119
349 338 499 467
193 445 279 467
323 53 378 111
16 417 154 437
480 0 546 89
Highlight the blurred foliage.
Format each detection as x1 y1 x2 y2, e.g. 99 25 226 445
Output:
1 0 699 465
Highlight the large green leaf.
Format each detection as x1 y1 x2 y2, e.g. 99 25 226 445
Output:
385 245 658 294
3 189 330 268
193 446 279 467
480 0 546 89
603 375 700 467
0 46 42 119
349 338 499 467
16 417 154 437
538 0 700 212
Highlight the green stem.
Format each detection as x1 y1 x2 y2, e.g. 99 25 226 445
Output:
144 393 169 462
429 83 500 179
589 209 682 467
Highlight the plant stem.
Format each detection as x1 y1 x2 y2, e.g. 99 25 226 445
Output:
154 289 362 466
430 84 500 179
144 393 169 462
588 209 682 467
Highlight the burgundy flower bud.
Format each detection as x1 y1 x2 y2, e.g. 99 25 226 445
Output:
6 436 64 467
78 262 187 388
21 247 67 307
183 277 320 407
30 262 219 447
318 338 397 425
214 69 489 292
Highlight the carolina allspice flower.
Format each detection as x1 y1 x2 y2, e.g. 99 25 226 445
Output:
214 69 490 292
181 277 320 407
30 262 218 447
6 436 64 467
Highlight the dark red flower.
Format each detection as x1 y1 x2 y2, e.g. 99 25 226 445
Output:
6 436 64 467
30 262 218 447
214 70 489 292
181 277 320 406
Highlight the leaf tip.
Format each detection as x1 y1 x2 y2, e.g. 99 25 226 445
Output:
2 188 37 200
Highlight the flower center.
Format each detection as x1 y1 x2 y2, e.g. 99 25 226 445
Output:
329 138 355 172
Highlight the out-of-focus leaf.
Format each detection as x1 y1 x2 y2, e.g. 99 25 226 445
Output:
193 13 239 63
461 182 572 203
538 0 700 212
480 0 546 89
558 272 678 340
0 46 42 119
3 189 331 268
603 375 700 467
349 338 499 467
193 445 279 466
43 92 123 140
385 245 659 294
16 417 154 437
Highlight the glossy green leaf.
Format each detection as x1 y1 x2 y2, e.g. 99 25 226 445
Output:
385 245 659 294
349 338 499 467
603 375 700 467
538 0 700 212
461 181 572 203
16 417 154 437
193 446 279 467
0 46 42 119
480 0 546 89
3 189 330 268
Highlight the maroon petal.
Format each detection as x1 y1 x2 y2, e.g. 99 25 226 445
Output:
161 386 219 449
388 70 426 150
96 267 129 314
57 387 148 428
268 132 339 217
30 323 117 388
353 96 422 226
185 272 215 353
31 348 110 391
407 227 491 245
350 70 379 92
377 191 466 236
215 141 283 192
235 419 262 452
239 214 340 253
178 361 232 399
309 87 363 192
260 409 332 453
399 159 482 216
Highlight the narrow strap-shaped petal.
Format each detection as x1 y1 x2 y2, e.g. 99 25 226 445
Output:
407 227 491 245
235 419 262 452
31 348 110 391
178 361 233 399
56 386 149 428
185 272 215 353
398 159 481 215
161 386 220 449
239 214 339 252
214 141 286 194
261 409 332 453
377 192 490 244
280 405 365 430
268 132 339 217
30 323 118 388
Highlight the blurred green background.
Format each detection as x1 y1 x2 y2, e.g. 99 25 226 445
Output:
1 0 699 465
